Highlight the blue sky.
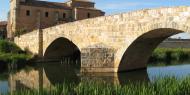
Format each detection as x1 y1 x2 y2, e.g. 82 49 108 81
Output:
1 0 190 38
2 0 190 21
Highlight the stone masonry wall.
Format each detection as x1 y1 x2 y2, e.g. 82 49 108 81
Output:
14 29 40 55
81 44 115 72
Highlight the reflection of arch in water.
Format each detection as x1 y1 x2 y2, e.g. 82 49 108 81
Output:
43 62 80 85
80 70 149 85
44 64 149 86
118 28 184 72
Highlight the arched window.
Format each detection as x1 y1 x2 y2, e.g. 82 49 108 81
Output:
87 13 90 18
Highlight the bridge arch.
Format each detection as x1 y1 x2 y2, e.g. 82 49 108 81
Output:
44 37 81 63
117 22 190 72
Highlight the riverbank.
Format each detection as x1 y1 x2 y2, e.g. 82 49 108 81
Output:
7 77 190 95
149 48 190 63
0 40 31 71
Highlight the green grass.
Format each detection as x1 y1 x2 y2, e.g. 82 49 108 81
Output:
149 48 190 63
4 77 190 95
0 73 8 81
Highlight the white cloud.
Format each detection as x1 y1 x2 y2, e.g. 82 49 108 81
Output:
171 33 190 39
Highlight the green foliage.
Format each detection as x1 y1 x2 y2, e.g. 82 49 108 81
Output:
149 48 190 62
0 40 22 53
0 53 31 64
0 40 31 66
0 73 8 81
4 77 190 95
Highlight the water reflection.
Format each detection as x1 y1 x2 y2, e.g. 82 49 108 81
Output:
43 62 80 85
1 62 190 94
7 62 150 92
147 64 190 81
0 81 8 94
118 70 149 84
43 62 150 85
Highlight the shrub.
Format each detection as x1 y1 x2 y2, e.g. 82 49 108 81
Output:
0 40 22 54
149 48 190 63
0 40 32 69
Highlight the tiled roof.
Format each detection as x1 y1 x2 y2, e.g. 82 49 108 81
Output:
77 7 102 11
76 7 105 14
20 0 72 10
0 21 7 26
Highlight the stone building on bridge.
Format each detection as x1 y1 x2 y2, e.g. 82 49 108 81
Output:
7 0 105 39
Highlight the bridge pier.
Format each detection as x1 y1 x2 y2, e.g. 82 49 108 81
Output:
81 45 117 72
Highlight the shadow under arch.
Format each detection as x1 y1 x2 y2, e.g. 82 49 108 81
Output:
118 28 184 72
43 37 81 85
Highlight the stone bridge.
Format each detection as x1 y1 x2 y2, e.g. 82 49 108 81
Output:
15 6 190 73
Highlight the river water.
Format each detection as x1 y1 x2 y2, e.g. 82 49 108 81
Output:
1 61 190 94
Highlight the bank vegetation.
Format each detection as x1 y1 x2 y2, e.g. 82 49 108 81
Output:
0 40 31 69
149 48 190 63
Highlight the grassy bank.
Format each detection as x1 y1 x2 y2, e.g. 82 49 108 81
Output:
149 48 190 63
0 40 31 69
5 77 190 95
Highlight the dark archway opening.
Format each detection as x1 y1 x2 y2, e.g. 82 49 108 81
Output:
118 28 184 72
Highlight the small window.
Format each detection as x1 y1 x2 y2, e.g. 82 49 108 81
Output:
26 10 30 16
45 12 49 17
63 13 66 18
87 13 90 18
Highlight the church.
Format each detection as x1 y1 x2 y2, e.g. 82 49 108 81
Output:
7 0 105 39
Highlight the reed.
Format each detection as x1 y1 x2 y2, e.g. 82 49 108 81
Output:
4 77 190 95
